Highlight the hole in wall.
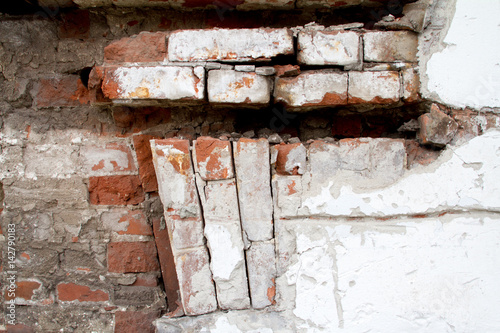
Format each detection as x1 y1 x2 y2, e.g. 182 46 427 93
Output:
79 67 92 89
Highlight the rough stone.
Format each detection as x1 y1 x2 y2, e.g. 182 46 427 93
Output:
102 66 205 101
298 30 360 66
168 28 294 62
364 31 419 62
246 240 277 309
348 71 400 104
274 64 300 77
418 104 459 146
208 70 272 105
274 70 348 109
233 139 274 242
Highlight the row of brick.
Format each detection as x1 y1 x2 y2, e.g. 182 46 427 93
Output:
103 29 417 65
97 67 419 109
41 0 403 10
151 137 276 315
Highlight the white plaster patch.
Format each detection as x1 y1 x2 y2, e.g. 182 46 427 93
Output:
301 130 500 217
425 0 500 108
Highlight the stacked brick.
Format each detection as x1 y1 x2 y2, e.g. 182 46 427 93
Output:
93 27 419 111
151 137 277 315
45 0 397 10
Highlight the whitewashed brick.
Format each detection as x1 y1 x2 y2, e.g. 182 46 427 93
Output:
102 66 205 101
168 28 294 62
233 139 273 242
402 67 420 102
298 30 360 66
246 240 277 309
208 70 272 105
272 175 303 219
348 71 400 104
274 70 348 109
176 248 218 316
193 137 234 181
363 31 418 62
197 179 250 310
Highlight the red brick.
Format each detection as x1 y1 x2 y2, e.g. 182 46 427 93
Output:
57 283 109 302
112 107 134 129
152 218 181 313
102 209 152 236
104 32 168 64
88 175 145 205
418 104 458 146
4 281 41 302
35 76 91 108
274 64 300 77
5 324 34 333
274 143 306 175
331 115 362 138
114 310 160 333
405 140 441 167
133 134 161 192
194 137 233 180
107 241 160 273
59 10 90 39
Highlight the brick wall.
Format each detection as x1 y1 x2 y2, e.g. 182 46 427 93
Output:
1 0 500 332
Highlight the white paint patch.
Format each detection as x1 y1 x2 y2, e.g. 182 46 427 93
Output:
425 0 500 109
302 130 500 217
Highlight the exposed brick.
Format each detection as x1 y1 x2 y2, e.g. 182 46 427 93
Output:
35 76 91 108
418 104 458 146
168 28 294 62
208 70 272 105
4 281 41 302
133 134 161 192
194 137 234 180
274 143 307 175
233 139 273 242
108 241 160 273
348 71 400 104
153 217 182 313
402 67 421 103
57 283 109 302
102 66 205 101
88 175 145 205
114 310 160 333
274 70 348 109
246 240 277 309
405 140 442 168
131 274 159 287
112 106 134 129
363 31 418 62
59 10 90 39
101 209 152 236
80 142 136 175
298 30 360 66
274 64 300 77
104 32 168 64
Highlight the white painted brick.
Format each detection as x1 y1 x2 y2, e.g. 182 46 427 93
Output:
348 71 400 104
272 175 303 219
102 66 205 101
298 30 360 66
246 240 277 309
274 70 348 109
402 67 420 102
176 248 218 316
193 137 234 181
168 28 293 62
364 31 418 62
197 179 250 310
208 70 272 105
233 139 274 242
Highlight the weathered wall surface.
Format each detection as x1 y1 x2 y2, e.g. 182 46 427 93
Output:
0 0 499 332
